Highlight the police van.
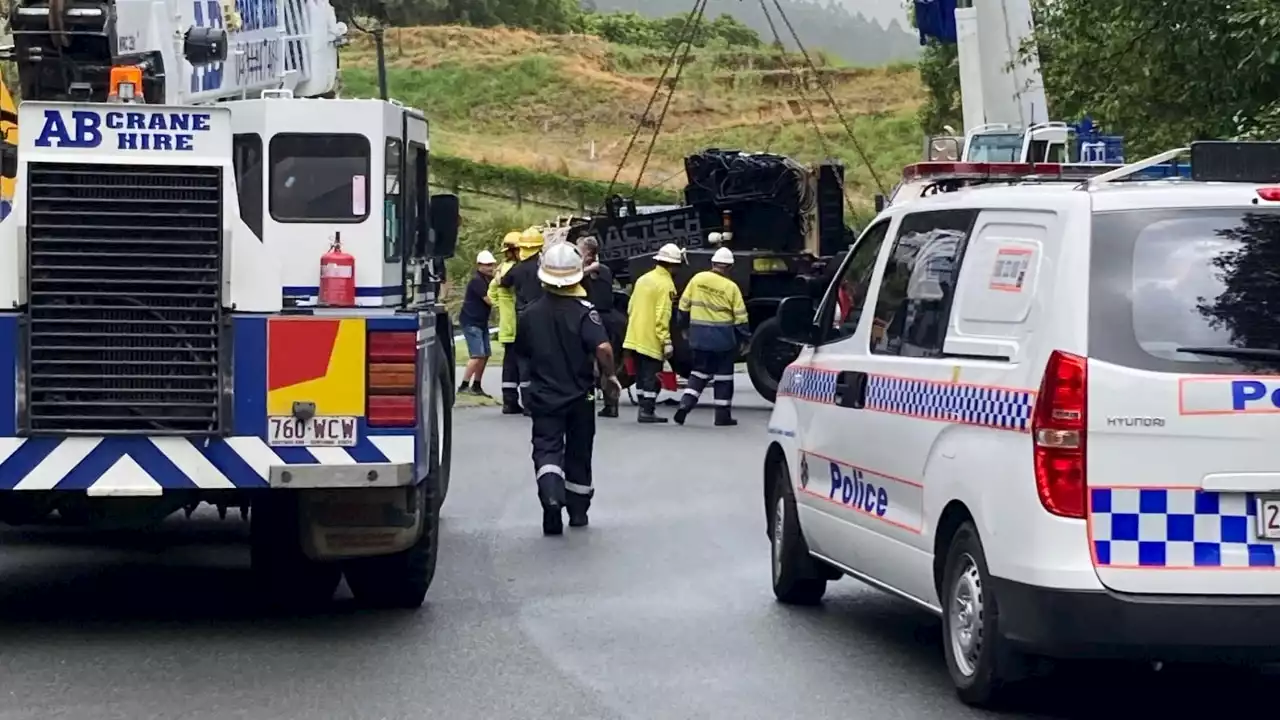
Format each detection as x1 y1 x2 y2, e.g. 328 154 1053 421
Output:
762 141 1280 706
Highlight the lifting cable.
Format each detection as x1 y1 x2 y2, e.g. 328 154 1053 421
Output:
757 0 861 221
603 0 708 203
630 0 707 196
768 0 887 196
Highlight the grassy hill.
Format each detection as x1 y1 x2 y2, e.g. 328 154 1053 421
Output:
339 25 924 214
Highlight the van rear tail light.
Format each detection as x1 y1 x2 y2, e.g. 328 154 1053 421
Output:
1258 187 1280 202
367 330 417 427
1032 350 1087 518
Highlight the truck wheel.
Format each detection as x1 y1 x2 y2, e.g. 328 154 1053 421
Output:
768 456 827 605
747 317 801 404
433 343 454 507
344 368 444 609
251 495 341 609
343 483 439 609
941 521 1026 707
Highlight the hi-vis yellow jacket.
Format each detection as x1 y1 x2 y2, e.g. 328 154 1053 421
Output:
624 265 676 360
678 270 749 353
488 259 517 343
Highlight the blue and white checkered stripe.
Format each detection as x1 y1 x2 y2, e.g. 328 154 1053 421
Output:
1091 487 1280 568
0 435 415 494
778 366 838 404
865 376 1034 432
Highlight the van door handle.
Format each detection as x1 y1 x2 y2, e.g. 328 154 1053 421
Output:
836 370 868 409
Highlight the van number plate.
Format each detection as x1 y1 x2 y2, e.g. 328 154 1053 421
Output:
1257 497 1280 540
268 416 358 447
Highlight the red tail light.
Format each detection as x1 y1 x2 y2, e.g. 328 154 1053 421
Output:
367 330 417 427
1258 187 1280 202
1032 350 1087 518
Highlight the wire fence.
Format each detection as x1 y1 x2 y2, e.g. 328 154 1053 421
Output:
429 181 588 213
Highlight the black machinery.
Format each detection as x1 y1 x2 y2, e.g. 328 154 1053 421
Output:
568 148 855 402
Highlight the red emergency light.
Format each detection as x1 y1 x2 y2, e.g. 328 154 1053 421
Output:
900 161 1121 184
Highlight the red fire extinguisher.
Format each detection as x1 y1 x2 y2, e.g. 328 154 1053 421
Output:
319 232 356 307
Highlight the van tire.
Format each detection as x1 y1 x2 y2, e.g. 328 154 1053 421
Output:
940 521 1025 707
769 458 827 605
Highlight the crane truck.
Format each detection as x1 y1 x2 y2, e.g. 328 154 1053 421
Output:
0 0 460 609
883 0 1194 208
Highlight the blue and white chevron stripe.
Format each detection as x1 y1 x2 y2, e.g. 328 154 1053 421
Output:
0 435 415 495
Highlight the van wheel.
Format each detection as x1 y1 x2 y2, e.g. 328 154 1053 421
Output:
768 458 827 605
941 521 1024 707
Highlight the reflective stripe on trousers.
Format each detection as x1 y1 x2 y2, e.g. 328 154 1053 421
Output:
678 349 735 420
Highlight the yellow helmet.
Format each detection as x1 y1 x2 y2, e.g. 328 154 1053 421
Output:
502 231 522 247
518 227 545 249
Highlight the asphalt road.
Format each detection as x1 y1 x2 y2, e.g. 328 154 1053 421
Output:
0 374 1272 719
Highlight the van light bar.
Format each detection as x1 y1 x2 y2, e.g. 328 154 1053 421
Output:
900 161 1192 184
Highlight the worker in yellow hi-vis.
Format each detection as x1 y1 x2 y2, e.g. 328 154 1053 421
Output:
674 247 749 427
489 231 524 413
623 243 683 424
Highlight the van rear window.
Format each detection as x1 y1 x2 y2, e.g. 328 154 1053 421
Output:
1090 208 1280 374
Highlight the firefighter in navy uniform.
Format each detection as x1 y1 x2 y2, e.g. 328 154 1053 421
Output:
512 243 621 535
500 227 546 416
673 247 749 427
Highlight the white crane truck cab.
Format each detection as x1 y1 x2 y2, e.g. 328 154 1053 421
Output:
0 0 461 611
762 140 1280 707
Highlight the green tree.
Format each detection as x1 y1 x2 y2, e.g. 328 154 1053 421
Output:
1028 0 1280 155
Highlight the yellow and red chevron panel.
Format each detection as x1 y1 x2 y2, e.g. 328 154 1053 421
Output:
266 317 366 417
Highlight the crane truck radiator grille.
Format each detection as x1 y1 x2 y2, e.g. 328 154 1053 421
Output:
24 162 225 435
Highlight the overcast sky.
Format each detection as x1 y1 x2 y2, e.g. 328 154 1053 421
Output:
845 0 911 27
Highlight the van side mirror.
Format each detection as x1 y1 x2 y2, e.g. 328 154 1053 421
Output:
776 296 817 345
874 194 886 212
429 194 459 259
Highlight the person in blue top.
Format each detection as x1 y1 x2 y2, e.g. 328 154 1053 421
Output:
457 250 498 396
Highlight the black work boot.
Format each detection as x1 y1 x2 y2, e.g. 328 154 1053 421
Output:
638 409 668 424
567 500 590 528
537 476 565 536
598 402 618 418
502 403 524 415
714 413 738 427
673 404 691 425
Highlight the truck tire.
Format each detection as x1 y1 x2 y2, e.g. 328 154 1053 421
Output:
251 494 342 609
343 353 445 609
433 343 454 507
747 317 800 404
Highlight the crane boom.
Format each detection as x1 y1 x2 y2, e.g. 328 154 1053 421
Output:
6 0 347 104
916 0 1083 165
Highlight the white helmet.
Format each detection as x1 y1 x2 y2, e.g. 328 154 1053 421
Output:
654 243 684 264
476 249 497 265
711 247 734 265
537 242 584 287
